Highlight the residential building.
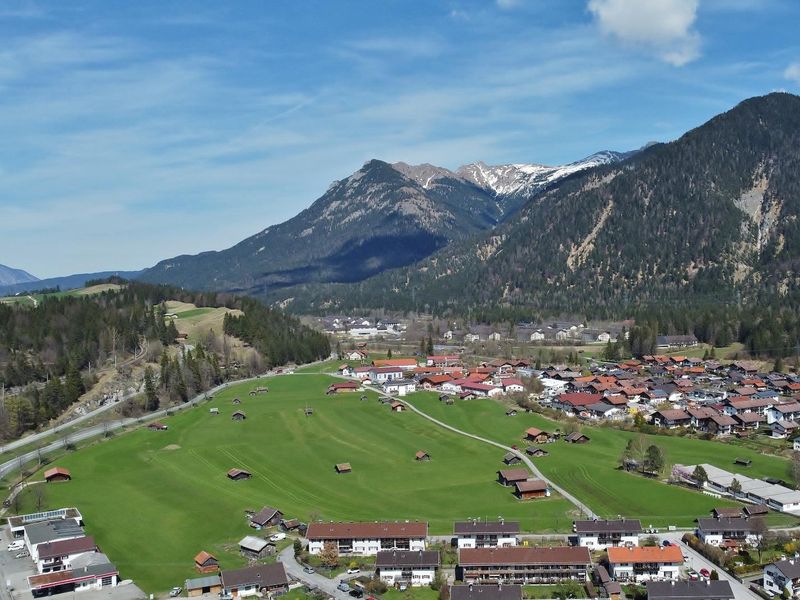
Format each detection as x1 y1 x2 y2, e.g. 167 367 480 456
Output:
306 522 427 555
457 546 592 584
449 584 522 600
219 564 288 598
28 554 118 598
695 517 760 547
607 545 683 582
573 519 642 549
35 537 98 574
375 550 440 587
645 581 734 600
764 558 800 598
453 521 519 549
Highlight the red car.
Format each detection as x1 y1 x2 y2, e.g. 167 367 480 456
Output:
699 568 711 578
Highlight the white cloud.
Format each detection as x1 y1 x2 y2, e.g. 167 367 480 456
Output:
588 0 701 66
785 62 800 85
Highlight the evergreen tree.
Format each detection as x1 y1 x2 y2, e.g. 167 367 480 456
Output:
143 367 159 412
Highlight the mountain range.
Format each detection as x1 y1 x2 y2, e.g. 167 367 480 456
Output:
138 151 629 293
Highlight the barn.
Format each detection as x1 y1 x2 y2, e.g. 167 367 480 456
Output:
44 467 72 483
514 479 551 500
194 551 219 574
227 468 252 481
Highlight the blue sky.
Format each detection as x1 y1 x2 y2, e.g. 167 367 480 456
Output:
1 0 799 278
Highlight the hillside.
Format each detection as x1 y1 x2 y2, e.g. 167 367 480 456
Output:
0 263 38 286
139 152 626 294
271 93 800 323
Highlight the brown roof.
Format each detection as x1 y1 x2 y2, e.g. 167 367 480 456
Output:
227 468 251 478
525 427 547 437
514 479 549 493
415 451 429 459
607 545 683 565
44 467 71 479
375 550 440 568
458 546 591 567
220 563 288 589
194 551 218 566
335 463 351 472
498 469 530 482
37 536 97 560
306 521 428 540
251 507 282 525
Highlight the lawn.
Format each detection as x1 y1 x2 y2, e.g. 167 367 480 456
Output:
383 588 439 600
522 584 588 599
404 392 798 528
23 374 574 593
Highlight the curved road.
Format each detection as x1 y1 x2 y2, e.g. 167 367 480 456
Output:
361 381 597 519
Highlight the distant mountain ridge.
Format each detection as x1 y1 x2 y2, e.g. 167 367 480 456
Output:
270 92 800 318
140 150 629 293
0 270 143 297
0 263 38 287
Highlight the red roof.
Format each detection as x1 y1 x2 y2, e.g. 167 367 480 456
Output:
44 467 71 480
372 359 417 368
558 392 603 406
607 545 683 565
307 521 427 540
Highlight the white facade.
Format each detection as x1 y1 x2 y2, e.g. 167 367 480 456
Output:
764 561 800 597
577 534 638 550
378 567 436 587
456 535 517 549
609 562 679 582
308 538 426 556
698 531 759 547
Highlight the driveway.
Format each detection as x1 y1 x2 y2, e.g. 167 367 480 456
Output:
277 545 354 600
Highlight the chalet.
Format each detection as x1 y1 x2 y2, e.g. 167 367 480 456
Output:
375 549 440 587
651 409 691 429
461 382 502 398
335 463 352 474
500 379 525 394
453 521 519 549
696 517 761 547
147 422 168 431
427 355 461 367
231 411 246 421
382 379 417 396
768 402 800 425
564 432 590 444
250 507 283 529
457 546 592 584
44 467 72 483
306 521 428 555
345 350 368 361
764 558 800 598
573 519 642 549
733 412 764 430
415 451 431 462
449 584 523 600
35 536 98 574
526 447 549 458
552 393 603 413
238 536 274 559
219 563 288 598
420 375 453 389
337 364 354 377
771 419 799 439
514 479 550 500
607 545 682 582
193 551 219 574
186 575 222 598
707 413 737 436
498 469 530 486
227 469 251 481
503 452 522 465
646 581 734 600
524 428 552 444
327 381 359 394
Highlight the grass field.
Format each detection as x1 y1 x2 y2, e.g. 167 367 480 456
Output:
23 375 574 592
404 392 798 528
164 300 243 342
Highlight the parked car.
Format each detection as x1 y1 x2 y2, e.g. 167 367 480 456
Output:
346 568 360 574
349 590 364 598
269 533 287 542
14 551 29 559
688 570 699 581
303 566 315 574
7 541 23 552
699 568 711 578
337 582 351 592
169 587 182 597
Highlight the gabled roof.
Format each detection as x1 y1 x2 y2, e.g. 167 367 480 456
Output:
194 551 218 565
646 581 733 600
220 563 287 589
251 506 282 525
607 545 683 564
449 584 522 600
574 519 642 534
514 479 549 493
37 536 97 561
458 546 591 566
375 550 440 568
453 521 520 535
306 521 428 540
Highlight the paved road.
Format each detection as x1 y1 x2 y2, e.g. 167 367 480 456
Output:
277 545 352 599
360 381 598 519
660 531 758 600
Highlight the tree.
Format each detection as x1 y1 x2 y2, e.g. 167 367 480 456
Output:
775 356 785 373
32 484 46 511
644 444 665 475
710 570 719 581
730 477 742 494
387 348 392 358
619 439 636 468
692 465 708 486
318 542 339 568
752 517 769 562
553 580 583 600
143 367 159 412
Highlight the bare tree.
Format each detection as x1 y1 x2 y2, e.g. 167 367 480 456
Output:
32 484 46 511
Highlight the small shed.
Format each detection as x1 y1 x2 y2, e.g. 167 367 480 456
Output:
514 479 551 500
250 506 283 529
734 457 752 467
360 395 368 401
335 463 352 474
148 422 169 431
227 468 252 481
280 518 302 532
209 408 219 415
44 467 71 483
390 401 404 412
232 398 241 404
502 452 522 465
526 447 549 458
185 575 222 598
506 409 518 417
525 427 551 444
193 551 219 574
239 535 274 559
564 432 590 444
232 411 247 421
304 407 314 416
415 450 430 462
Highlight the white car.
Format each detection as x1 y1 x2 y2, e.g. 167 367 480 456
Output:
346 568 360 575
269 533 286 542
7 541 24 552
